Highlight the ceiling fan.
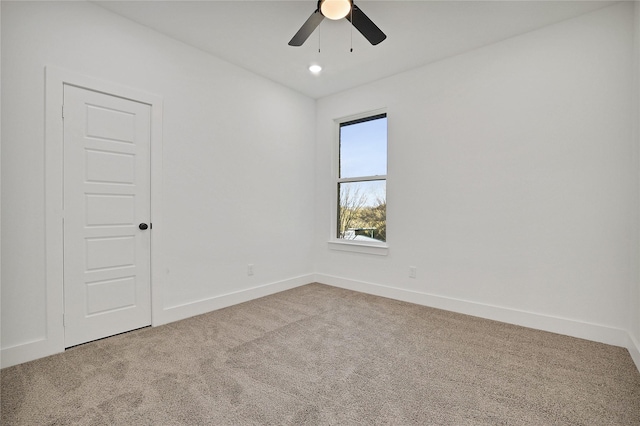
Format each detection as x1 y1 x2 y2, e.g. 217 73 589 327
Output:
289 0 386 47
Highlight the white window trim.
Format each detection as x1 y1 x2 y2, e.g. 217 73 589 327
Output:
329 108 389 256
328 239 389 256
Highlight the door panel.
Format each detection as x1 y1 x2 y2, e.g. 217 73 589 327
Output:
85 150 135 184
85 194 135 226
63 84 151 348
86 104 136 142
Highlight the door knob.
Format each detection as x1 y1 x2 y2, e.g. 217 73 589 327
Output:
139 223 149 230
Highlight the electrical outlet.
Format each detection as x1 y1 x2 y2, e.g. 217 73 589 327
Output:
409 266 417 278
248 264 254 276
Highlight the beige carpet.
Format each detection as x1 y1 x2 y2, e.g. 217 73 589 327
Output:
2 283 639 425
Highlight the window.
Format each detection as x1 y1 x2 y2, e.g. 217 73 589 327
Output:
337 113 387 244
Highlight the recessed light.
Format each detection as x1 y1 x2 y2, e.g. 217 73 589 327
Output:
309 64 322 74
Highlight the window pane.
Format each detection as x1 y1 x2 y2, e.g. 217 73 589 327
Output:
340 116 387 178
338 180 386 242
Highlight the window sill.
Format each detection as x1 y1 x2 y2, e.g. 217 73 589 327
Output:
328 240 389 256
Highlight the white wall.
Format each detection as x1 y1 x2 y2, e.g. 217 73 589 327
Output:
1 1 316 366
631 1 640 367
0 0 3 369
315 2 638 350
2 0 639 370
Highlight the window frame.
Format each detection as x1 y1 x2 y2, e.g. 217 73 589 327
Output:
329 109 389 256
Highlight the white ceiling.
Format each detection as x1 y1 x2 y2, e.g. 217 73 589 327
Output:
94 0 615 99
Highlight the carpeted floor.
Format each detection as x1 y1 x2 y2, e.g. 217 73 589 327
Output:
2 283 640 425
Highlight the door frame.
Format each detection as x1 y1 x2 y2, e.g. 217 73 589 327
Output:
45 66 163 355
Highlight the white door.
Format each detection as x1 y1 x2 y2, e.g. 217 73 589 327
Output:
63 84 151 347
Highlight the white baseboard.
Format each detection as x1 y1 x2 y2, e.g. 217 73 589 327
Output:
1 275 313 369
4 273 637 374
628 333 640 373
1 337 64 369
314 274 631 349
154 274 314 326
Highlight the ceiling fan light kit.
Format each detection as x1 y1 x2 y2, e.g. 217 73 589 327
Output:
320 0 352 20
289 0 386 47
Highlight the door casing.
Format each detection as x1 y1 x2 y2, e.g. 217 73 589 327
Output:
43 66 164 358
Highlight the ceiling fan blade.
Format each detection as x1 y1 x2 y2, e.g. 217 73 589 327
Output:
346 5 386 45
289 10 324 46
